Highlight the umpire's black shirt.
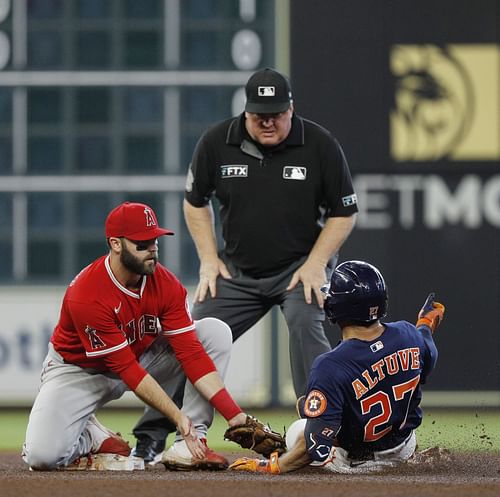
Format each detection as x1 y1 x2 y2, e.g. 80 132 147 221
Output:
185 113 358 278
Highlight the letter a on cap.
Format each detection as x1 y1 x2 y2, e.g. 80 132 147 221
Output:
144 207 156 227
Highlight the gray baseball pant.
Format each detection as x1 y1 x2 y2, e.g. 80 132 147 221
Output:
192 254 335 398
22 317 231 470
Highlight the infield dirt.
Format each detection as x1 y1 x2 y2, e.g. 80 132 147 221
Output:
1 450 499 497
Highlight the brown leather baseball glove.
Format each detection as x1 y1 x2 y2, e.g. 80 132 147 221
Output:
224 415 286 457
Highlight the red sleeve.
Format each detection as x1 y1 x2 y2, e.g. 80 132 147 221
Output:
102 347 148 390
108 328 216 392
167 330 217 384
156 272 216 382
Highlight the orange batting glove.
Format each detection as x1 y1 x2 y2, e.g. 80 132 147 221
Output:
416 293 445 334
229 451 281 474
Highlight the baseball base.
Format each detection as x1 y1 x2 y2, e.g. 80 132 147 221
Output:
62 454 145 471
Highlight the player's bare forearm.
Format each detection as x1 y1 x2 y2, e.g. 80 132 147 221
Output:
277 434 312 473
194 371 246 424
135 374 207 459
193 370 224 398
134 373 182 426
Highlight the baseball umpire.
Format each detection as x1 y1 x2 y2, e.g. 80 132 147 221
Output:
22 201 271 471
230 260 445 474
132 67 358 462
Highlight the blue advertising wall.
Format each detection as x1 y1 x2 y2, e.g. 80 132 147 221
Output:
290 0 500 392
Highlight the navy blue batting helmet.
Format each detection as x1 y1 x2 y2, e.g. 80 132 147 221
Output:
323 260 388 324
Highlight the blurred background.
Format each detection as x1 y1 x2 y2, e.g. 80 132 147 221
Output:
0 0 498 409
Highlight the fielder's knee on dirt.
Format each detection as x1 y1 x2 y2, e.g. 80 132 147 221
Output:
23 443 65 470
24 418 77 470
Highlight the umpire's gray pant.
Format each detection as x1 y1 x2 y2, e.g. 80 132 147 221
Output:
193 254 334 398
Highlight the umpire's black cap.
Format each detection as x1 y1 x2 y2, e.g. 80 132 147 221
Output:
244 68 293 114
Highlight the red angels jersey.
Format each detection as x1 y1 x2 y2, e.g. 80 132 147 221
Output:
51 255 213 389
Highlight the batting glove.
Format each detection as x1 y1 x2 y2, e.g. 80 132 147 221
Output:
229 451 281 474
416 293 445 334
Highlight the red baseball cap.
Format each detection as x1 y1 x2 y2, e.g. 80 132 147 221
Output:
105 202 174 240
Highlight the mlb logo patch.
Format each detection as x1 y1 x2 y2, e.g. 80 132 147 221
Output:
258 86 275 96
283 166 307 180
370 340 384 353
220 165 248 178
342 193 357 207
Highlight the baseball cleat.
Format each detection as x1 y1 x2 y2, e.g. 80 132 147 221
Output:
131 435 166 465
162 438 228 471
86 414 131 456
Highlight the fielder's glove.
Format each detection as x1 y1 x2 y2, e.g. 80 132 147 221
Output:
229 451 281 474
224 415 286 457
416 293 445 334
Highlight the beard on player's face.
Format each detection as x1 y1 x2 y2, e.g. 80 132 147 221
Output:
120 240 158 275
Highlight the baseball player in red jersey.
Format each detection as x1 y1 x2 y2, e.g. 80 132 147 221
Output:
23 202 248 470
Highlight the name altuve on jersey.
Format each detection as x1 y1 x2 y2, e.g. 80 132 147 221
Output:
352 347 420 400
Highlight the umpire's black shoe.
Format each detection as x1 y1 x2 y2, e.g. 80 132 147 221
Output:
131 436 166 464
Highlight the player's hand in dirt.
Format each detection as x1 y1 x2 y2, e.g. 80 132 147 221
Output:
178 415 206 459
229 451 281 474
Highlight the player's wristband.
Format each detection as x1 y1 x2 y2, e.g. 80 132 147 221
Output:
416 317 433 329
210 388 243 421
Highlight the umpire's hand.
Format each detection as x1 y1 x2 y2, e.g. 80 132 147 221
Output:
194 256 232 302
286 259 327 307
